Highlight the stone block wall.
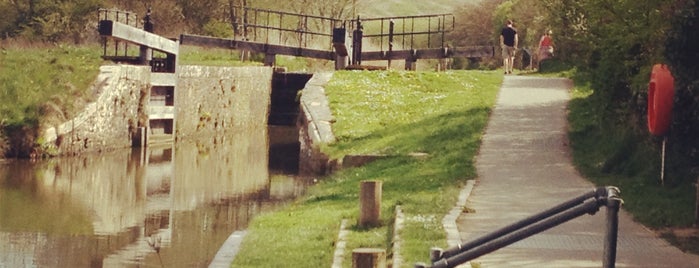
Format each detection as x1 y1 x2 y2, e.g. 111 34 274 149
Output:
43 65 150 155
297 72 336 176
176 66 273 139
42 65 273 156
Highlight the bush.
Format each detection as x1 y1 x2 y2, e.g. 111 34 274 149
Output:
665 1 699 171
202 19 234 38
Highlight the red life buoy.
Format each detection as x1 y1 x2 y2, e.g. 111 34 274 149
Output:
647 64 675 136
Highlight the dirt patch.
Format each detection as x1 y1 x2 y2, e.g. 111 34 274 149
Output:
661 227 699 255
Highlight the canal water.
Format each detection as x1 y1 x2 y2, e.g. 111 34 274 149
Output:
0 126 306 267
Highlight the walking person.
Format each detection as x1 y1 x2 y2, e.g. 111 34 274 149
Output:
537 30 554 70
500 20 518 74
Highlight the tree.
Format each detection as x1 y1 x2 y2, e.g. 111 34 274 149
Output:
0 0 102 43
0 0 21 38
540 0 674 108
450 0 505 47
665 0 699 172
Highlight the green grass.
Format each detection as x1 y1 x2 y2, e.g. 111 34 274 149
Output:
0 45 103 128
232 70 502 267
178 46 259 67
567 84 696 228
567 78 699 254
178 45 335 72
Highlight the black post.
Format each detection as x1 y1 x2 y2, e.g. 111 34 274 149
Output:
603 187 622 268
352 16 363 66
428 187 623 268
388 19 394 68
143 8 153 33
439 188 601 259
140 8 153 66
434 199 602 268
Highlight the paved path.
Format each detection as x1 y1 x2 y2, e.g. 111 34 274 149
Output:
454 76 699 267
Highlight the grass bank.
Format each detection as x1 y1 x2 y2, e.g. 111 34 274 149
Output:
0 44 318 157
567 77 699 254
0 45 103 128
0 45 104 157
232 70 502 267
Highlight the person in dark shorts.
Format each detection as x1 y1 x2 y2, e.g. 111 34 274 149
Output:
500 20 518 74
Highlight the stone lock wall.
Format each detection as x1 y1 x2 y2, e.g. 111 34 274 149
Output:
43 65 150 155
176 66 273 139
42 65 273 156
297 72 336 176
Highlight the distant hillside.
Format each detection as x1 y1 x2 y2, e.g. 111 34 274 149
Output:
251 0 480 18
356 0 479 17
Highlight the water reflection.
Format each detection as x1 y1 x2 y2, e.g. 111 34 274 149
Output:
0 127 306 267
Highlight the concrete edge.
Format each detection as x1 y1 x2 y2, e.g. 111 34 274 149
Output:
441 180 476 268
208 230 248 268
391 205 405 268
300 72 336 144
331 219 349 268
443 179 475 247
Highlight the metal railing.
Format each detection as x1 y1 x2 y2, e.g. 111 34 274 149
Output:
231 5 345 49
98 8 142 59
419 186 623 268
354 13 454 51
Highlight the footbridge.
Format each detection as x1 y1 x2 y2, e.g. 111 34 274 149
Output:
179 5 494 70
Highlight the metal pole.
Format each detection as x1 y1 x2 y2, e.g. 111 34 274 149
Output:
440 15 445 48
661 137 667 186
427 17 431 48
434 200 602 268
603 187 622 268
352 17 362 66
388 20 394 68
440 188 601 259
380 19 384 51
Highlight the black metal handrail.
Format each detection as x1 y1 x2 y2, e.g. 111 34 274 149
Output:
418 186 623 268
355 13 454 51
230 5 345 49
98 8 143 60
98 8 140 27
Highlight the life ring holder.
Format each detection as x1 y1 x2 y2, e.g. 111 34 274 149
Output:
647 64 675 186
647 64 675 137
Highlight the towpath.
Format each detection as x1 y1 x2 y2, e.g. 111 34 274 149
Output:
454 75 699 267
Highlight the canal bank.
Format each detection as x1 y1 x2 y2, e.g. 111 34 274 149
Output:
39 65 273 156
0 63 329 267
228 70 505 267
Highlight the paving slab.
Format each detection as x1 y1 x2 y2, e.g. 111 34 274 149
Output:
455 76 699 268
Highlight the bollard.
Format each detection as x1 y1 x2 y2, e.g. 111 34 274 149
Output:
352 248 386 268
359 180 382 227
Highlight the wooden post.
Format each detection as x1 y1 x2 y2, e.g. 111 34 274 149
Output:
335 55 348 70
333 27 349 70
438 59 444 71
132 126 148 147
352 248 386 268
359 180 382 227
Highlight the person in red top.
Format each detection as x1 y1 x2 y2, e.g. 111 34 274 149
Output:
537 30 554 70
500 20 518 74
